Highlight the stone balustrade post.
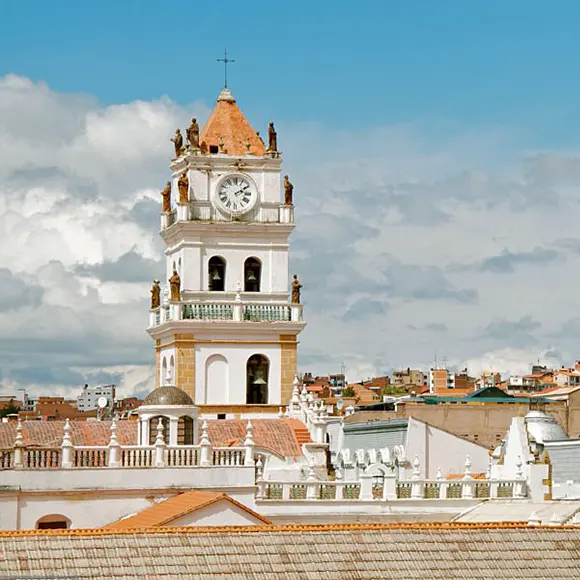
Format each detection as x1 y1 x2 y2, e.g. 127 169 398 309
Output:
154 418 166 468
13 418 24 469
490 480 499 499
382 473 397 500
244 421 255 466
149 310 158 327
360 474 374 501
233 282 243 322
290 303 302 322
61 418 74 469
514 456 527 498
108 416 121 468
461 480 474 499
306 465 319 500
200 420 212 467
410 455 423 499
169 303 181 321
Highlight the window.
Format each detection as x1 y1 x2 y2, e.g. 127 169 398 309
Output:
149 416 170 445
246 354 269 404
217 413 226 420
244 257 261 292
36 515 70 530
178 416 194 445
208 256 226 291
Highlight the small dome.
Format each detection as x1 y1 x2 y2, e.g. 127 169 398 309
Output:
143 386 194 406
525 410 567 444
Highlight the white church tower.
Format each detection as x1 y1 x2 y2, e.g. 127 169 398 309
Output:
147 87 306 418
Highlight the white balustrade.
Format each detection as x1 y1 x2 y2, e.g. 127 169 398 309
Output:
73 447 109 468
149 301 303 327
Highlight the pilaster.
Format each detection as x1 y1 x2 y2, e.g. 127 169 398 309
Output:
175 333 196 401
280 334 297 405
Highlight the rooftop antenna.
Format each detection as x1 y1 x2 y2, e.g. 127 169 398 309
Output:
217 47 235 89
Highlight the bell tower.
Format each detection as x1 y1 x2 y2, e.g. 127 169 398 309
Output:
148 87 305 418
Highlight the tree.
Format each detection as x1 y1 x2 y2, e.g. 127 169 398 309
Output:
0 401 20 418
342 386 356 398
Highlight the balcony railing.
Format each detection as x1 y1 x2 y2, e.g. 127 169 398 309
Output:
256 477 526 502
150 300 302 327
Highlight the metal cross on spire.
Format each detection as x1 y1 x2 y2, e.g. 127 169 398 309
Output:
217 47 235 89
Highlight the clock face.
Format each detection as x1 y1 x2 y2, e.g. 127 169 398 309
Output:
215 174 257 215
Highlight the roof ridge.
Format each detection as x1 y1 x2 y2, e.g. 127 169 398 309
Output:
2 521 576 537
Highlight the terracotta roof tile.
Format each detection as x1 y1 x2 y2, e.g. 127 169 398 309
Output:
2 524 580 579
200 89 266 156
0 419 305 457
104 490 272 528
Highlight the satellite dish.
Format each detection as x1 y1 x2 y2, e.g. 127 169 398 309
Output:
97 397 108 409
336 398 345 411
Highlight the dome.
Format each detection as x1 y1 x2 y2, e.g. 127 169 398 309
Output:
525 410 567 444
143 386 194 406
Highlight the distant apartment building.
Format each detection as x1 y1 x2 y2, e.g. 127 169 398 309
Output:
555 364 580 387
77 384 116 412
392 369 426 390
429 368 476 394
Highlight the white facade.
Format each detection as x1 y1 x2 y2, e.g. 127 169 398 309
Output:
77 384 115 412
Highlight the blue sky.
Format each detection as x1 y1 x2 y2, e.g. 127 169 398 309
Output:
3 0 580 145
3 1 580 393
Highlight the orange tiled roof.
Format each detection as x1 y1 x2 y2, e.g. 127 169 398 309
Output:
104 490 272 529
0 419 305 457
200 89 266 156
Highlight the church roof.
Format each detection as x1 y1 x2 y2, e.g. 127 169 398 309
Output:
104 490 272 528
0 419 306 457
2 523 580 578
200 88 266 157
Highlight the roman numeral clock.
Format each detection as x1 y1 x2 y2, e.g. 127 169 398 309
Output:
214 173 258 215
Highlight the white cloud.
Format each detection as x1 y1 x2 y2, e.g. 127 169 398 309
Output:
1 74 580 398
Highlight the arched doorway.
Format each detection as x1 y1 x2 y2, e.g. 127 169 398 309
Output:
148 416 170 445
246 354 269 404
244 257 261 292
208 256 226 291
36 514 70 530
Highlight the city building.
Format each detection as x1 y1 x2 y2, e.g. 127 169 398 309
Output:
77 384 116 412
391 368 426 390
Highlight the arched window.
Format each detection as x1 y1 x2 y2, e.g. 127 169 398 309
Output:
208 256 226 291
205 354 228 405
36 514 70 530
246 354 269 404
178 416 194 445
244 257 261 292
169 356 175 383
149 416 170 445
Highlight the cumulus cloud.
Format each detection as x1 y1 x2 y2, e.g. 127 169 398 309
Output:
1 74 580 399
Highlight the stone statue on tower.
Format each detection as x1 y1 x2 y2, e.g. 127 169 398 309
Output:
291 274 302 304
171 129 184 157
186 118 200 149
177 172 189 204
169 269 181 302
150 280 161 309
160 181 171 213
267 122 277 153
284 175 293 206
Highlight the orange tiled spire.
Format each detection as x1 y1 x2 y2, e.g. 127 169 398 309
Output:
199 88 266 157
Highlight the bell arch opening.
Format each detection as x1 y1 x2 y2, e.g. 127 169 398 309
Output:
246 354 269 404
148 416 170 445
244 257 261 292
177 416 194 445
208 256 226 291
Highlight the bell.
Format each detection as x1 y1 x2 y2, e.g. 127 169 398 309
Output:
211 269 222 281
246 270 257 282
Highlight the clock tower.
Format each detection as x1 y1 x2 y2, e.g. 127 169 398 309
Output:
148 87 305 417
